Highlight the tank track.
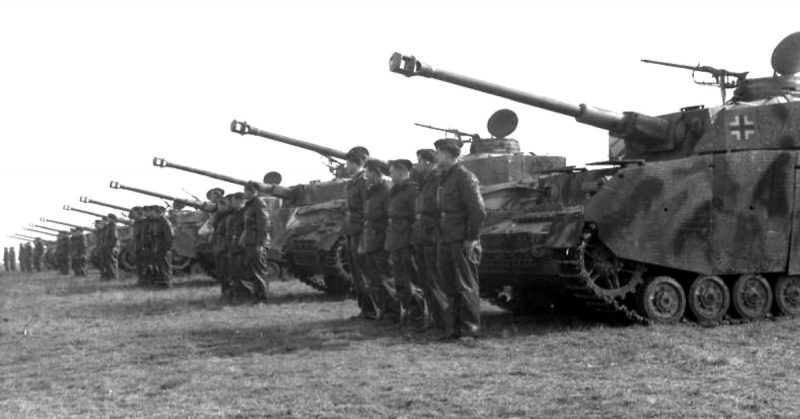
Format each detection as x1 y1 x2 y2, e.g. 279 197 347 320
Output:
556 232 651 325
294 238 352 295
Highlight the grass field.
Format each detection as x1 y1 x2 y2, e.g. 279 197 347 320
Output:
1 269 799 418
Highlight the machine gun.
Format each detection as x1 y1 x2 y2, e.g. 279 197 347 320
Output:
414 123 481 142
641 59 749 103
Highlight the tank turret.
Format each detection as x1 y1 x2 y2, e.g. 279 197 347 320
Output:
79 197 132 214
63 205 132 226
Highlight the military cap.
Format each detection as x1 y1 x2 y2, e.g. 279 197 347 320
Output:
206 188 225 200
364 159 388 174
434 138 463 157
244 181 260 193
107 213 117 220
389 159 413 171
416 149 436 163
231 192 246 200
345 146 370 163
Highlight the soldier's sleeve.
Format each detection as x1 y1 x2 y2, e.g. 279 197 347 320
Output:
459 171 487 241
255 204 270 245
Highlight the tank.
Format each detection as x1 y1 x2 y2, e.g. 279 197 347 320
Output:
389 32 800 325
76 197 140 273
154 154 351 294
108 181 224 275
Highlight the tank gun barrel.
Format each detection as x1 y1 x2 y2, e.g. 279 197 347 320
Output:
109 180 209 211
24 227 58 237
39 218 93 232
63 205 132 226
152 158 292 200
9 234 36 241
79 196 132 214
389 53 670 144
152 158 250 187
29 224 68 234
230 121 349 160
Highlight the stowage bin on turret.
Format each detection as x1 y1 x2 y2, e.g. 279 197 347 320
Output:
389 32 800 325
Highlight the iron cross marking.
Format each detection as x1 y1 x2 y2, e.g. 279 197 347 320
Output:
729 114 756 141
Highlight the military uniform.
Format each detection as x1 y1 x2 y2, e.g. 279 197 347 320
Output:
225 204 246 299
55 233 70 274
151 209 174 287
361 176 398 318
3 248 9 271
130 208 147 284
101 220 119 280
386 175 426 325
33 239 44 271
241 194 270 301
70 231 88 276
437 161 486 338
22 243 33 273
9 247 16 272
346 169 378 317
413 167 448 329
211 207 231 291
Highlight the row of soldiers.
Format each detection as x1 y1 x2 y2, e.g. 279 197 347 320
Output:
54 229 88 276
345 138 486 341
208 186 273 303
3 241 45 272
130 205 174 287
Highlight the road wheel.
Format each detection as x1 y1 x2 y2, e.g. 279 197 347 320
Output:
637 276 685 324
687 275 729 323
773 275 800 317
731 274 772 320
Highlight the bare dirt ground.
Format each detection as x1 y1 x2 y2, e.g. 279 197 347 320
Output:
1 269 799 418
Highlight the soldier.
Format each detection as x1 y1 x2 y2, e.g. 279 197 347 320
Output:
70 229 88 276
129 206 146 284
101 214 119 280
344 147 379 319
22 242 33 273
225 192 246 301
55 232 70 275
413 149 448 330
211 195 231 292
18 244 25 273
150 206 174 287
9 246 16 272
361 159 398 320
386 159 426 327
434 138 487 341
3 247 8 271
138 206 155 285
33 238 44 272
239 183 270 302
92 219 106 271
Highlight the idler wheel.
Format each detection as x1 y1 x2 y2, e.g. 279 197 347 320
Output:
773 275 800 317
731 274 772 320
687 275 730 322
637 276 685 324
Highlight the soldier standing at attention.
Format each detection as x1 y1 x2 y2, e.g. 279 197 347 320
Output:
386 159 426 327
413 149 448 330
139 206 155 285
344 147 379 319
103 214 119 280
55 232 69 274
239 183 270 302
225 193 246 300
434 138 487 341
92 219 105 272
4 247 9 271
9 246 16 272
18 244 26 273
33 239 44 271
151 206 174 288
129 207 145 284
211 195 231 291
362 160 398 320
23 242 34 273
70 229 88 277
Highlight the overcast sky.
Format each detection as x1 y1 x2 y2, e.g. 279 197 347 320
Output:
1 0 798 249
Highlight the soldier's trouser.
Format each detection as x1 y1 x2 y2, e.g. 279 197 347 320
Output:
414 244 448 328
390 247 426 323
155 250 172 287
241 246 269 301
72 257 87 276
107 248 119 280
348 233 378 317
363 249 398 318
215 248 230 296
58 259 70 275
10 260 16 271
437 242 481 337
34 256 42 272
227 248 245 298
